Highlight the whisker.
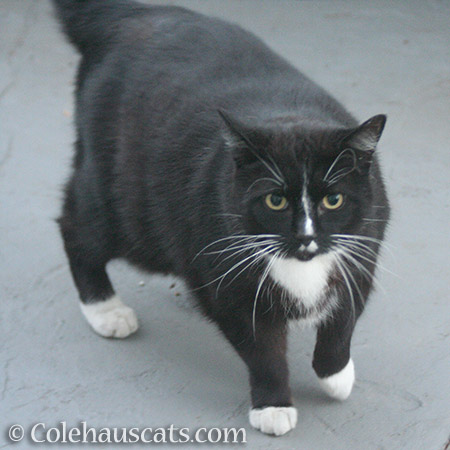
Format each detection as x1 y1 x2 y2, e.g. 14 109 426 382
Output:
332 233 395 249
334 245 387 294
212 213 243 218
340 244 398 280
323 148 356 185
332 233 383 245
252 250 280 338
247 148 285 186
331 234 396 266
206 241 278 268
205 239 278 257
331 233 396 257
338 244 381 270
335 246 377 282
193 234 279 261
333 253 357 322
247 177 282 193
334 238 379 259
217 244 281 294
212 247 273 294
362 218 388 223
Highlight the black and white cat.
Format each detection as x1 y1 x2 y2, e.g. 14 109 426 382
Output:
54 0 390 436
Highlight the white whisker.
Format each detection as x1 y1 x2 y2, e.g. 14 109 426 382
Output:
252 250 280 338
247 177 282 193
333 253 357 322
218 244 281 292
193 234 279 261
362 218 388 223
333 237 399 279
334 244 388 295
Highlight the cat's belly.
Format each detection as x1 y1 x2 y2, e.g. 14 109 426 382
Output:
269 253 338 325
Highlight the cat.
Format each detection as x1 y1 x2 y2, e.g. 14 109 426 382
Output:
53 0 390 436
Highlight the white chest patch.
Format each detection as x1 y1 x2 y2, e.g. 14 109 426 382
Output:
269 253 335 309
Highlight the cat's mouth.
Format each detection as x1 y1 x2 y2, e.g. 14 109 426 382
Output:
295 251 316 262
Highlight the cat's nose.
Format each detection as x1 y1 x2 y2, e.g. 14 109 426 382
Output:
296 235 319 257
297 235 314 247
295 235 319 261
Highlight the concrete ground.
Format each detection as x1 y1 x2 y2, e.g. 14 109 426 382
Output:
1 1 449 448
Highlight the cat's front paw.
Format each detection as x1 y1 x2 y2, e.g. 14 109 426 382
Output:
318 358 355 400
249 406 297 436
80 296 138 338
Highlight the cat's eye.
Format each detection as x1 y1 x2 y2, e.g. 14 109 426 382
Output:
322 193 344 210
265 193 288 211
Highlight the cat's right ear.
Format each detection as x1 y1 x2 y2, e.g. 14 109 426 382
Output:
340 114 387 172
218 110 260 167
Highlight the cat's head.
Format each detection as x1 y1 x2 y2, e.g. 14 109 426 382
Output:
219 111 386 262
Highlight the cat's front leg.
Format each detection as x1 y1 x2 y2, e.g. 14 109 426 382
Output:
312 305 358 401
217 314 297 436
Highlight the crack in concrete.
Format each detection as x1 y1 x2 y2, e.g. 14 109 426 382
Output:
7 1 38 62
359 378 424 411
312 413 338 435
11 388 56 411
0 136 14 171
32 263 66 290
0 80 16 102
1 357 14 401
226 399 247 421
443 435 450 450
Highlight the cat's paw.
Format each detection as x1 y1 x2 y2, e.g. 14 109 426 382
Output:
80 296 138 338
249 406 297 436
318 358 355 400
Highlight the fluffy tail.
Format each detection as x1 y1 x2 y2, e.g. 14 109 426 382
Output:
52 0 146 54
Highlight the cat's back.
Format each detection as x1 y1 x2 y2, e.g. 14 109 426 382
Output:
75 2 331 117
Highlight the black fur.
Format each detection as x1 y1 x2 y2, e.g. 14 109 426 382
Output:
54 0 390 422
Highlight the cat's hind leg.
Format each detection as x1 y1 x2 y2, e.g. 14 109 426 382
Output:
63 242 138 338
58 182 138 338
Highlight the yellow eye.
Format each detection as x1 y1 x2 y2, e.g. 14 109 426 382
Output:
322 193 344 210
265 193 288 211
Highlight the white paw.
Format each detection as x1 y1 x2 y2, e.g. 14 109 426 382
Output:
80 296 138 338
249 406 297 436
318 358 355 400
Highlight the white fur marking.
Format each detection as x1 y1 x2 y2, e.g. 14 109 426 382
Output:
249 406 297 436
270 253 335 308
318 358 355 401
301 175 315 236
291 290 340 328
80 295 138 338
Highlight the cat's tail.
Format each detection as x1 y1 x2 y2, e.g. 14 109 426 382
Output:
52 0 147 54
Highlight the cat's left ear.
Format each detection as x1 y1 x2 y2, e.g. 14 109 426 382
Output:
218 110 262 168
341 114 387 159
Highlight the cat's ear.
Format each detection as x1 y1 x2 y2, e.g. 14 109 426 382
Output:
341 114 387 170
326 115 387 183
218 110 260 167
342 114 387 152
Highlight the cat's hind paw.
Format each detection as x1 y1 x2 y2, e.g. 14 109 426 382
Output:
80 295 138 338
249 406 297 436
318 358 355 400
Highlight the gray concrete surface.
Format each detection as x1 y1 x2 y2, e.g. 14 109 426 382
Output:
1 1 449 448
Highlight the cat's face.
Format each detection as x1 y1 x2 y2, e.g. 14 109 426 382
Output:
222 113 386 262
